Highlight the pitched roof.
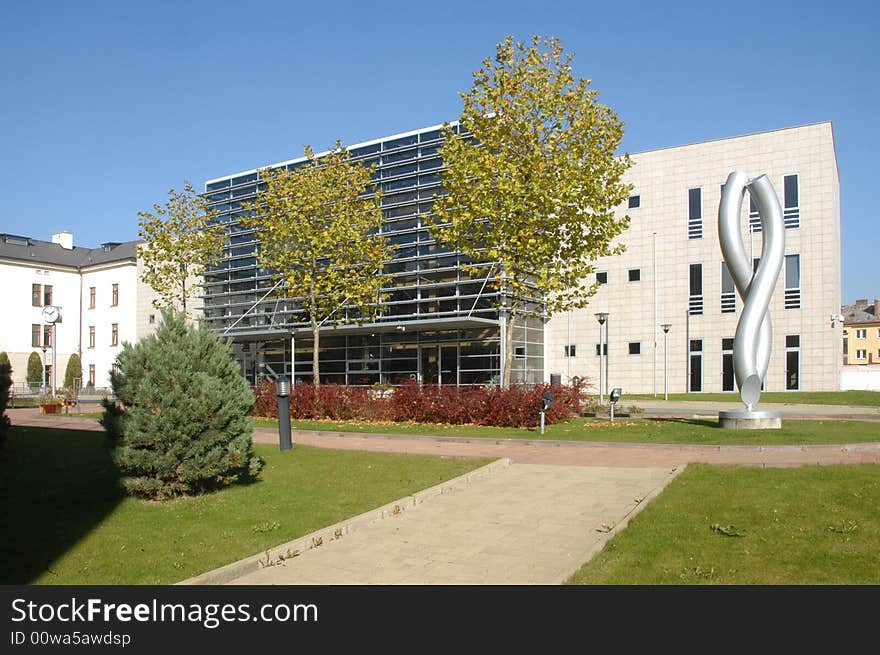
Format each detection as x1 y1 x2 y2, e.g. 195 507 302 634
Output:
0 234 140 269
842 301 880 325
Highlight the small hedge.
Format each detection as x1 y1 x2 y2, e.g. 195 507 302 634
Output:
253 379 584 428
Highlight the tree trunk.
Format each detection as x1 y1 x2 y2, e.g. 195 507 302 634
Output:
311 318 320 389
502 309 516 388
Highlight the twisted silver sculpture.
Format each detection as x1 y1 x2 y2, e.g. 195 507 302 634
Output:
718 172 785 411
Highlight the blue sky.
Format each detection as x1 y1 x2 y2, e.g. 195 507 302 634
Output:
1 0 877 300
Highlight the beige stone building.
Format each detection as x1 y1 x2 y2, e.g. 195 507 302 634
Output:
545 122 841 394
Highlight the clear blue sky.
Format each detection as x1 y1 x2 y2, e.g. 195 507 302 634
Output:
1 0 877 300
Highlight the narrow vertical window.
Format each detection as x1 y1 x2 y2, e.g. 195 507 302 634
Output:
721 262 735 313
111 283 119 307
89 326 95 349
111 323 119 347
88 364 95 387
689 339 703 392
32 283 42 307
688 188 702 239
43 285 53 306
722 338 735 391
748 192 761 233
31 324 40 347
785 335 800 390
43 325 51 347
783 174 799 228
784 254 800 309
89 287 96 309
689 263 703 315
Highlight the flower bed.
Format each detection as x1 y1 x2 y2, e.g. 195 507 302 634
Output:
253 379 584 428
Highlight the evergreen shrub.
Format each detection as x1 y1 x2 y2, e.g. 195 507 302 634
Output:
102 310 262 499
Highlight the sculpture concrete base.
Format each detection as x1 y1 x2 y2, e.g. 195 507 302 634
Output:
718 410 781 430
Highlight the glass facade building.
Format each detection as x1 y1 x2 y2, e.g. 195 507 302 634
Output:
202 123 545 386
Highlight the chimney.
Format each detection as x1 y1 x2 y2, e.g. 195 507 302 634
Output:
51 231 74 250
854 298 868 308
874 299 880 318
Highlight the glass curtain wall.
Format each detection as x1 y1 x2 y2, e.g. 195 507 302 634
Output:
202 125 545 385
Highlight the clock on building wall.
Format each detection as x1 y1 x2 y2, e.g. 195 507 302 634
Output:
41 305 61 324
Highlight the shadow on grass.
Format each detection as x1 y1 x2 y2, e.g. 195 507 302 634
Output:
0 426 124 584
657 418 720 428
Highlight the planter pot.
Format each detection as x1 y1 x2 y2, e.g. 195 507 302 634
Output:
40 404 62 414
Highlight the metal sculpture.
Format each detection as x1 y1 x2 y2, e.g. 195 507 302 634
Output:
718 172 785 411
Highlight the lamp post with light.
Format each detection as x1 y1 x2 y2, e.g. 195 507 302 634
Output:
595 312 608 406
276 376 292 451
661 324 671 400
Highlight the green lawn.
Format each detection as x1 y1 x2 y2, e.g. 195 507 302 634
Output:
627 390 880 406
0 426 489 585
567 463 880 584
253 417 880 446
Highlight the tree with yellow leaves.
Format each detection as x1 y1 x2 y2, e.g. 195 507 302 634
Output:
432 35 633 387
138 182 224 316
241 143 391 387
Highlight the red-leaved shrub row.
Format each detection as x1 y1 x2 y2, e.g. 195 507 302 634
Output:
252 379 585 428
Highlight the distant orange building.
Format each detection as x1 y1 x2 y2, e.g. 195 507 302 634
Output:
842 299 880 364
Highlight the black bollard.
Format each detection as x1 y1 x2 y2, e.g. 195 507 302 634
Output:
277 376 293 451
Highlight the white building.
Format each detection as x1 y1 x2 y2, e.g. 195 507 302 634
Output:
0 232 161 390
546 122 841 394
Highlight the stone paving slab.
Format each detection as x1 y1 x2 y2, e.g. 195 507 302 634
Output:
227 463 681 585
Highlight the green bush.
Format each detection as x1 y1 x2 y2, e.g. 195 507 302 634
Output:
64 353 82 391
0 352 10 370
26 352 43 388
0 361 10 446
101 309 262 499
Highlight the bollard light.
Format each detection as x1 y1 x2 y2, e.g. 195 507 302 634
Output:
609 387 622 422
276 375 293 451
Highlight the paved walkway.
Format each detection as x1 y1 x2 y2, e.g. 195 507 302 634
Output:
229 463 680 585
632 399 880 421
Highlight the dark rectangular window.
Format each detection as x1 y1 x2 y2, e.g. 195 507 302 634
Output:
628 268 641 282
32 283 41 307
689 263 703 315
786 333 800 390
783 175 799 228
111 323 118 347
628 342 641 355
514 346 526 359
89 326 95 349
689 339 703 392
785 254 800 309
721 262 735 313
43 325 51 347
111 283 119 306
88 364 95 387
31 324 40 347
596 271 608 284
748 193 761 233
564 345 577 358
688 188 702 239
89 287 96 309
628 195 640 209
722 338 734 391
595 344 608 356
43 285 53 306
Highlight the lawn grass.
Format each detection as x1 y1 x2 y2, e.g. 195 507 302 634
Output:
253 417 880 446
0 426 489 585
627 390 880 406
567 463 880 584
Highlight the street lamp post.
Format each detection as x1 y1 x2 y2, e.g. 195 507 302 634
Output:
41 346 47 395
661 324 671 401
595 313 608 406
